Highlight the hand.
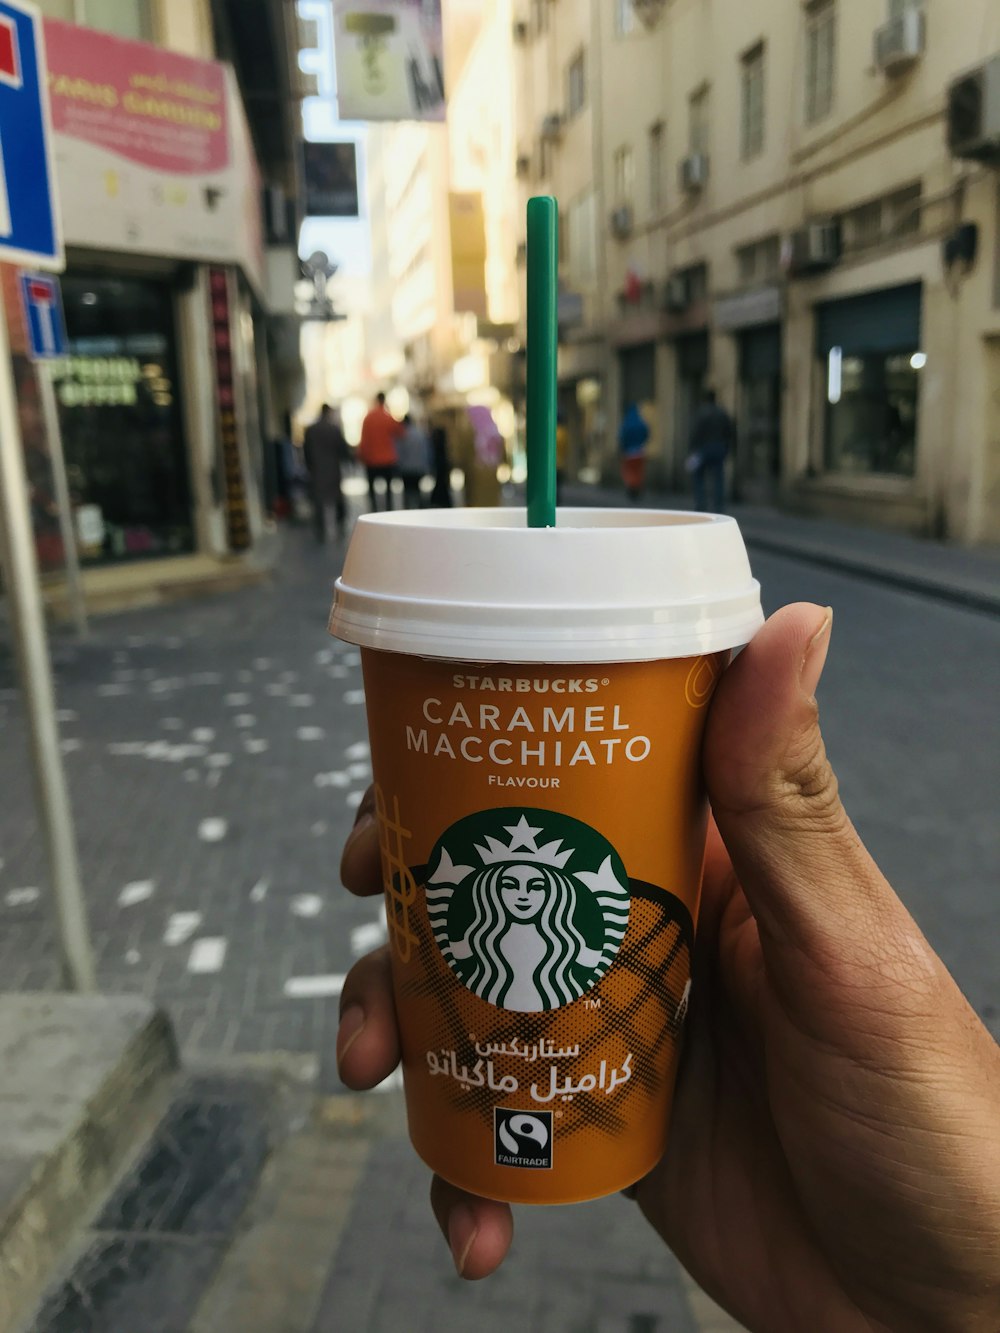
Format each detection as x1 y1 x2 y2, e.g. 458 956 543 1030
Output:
338 605 1000 1331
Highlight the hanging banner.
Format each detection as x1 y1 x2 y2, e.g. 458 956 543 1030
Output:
303 140 359 217
332 0 445 122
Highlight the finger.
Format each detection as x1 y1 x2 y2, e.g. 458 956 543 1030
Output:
429 1176 514 1279
340 785 382 897
336 946 400 1088
704 603 930 1001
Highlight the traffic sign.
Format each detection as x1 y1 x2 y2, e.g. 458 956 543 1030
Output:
19 270 67 358
0 0 62 270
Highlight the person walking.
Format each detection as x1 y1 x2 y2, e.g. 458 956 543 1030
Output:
688 388 735 513
396 414 432 509
429 420 453 508
359 391 403 512
618 403 650 504
302 403 349 543
454 405 504 508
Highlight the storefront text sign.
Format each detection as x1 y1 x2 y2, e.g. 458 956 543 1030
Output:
208 267 250 552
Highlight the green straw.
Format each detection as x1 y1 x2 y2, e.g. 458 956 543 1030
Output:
526 196 558 529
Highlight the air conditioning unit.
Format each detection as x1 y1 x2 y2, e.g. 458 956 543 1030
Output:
874 6 926 74
609 206 634 239
541 113 564 141
512 19 529 43
679 153 709 192
790 219 841 273
516 154 532 179
663 273 690 312
947 55 1000 162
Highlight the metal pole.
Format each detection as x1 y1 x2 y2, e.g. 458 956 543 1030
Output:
38 361 87 637
0 284 96 992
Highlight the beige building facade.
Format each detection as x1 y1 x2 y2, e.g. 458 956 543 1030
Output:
515 0 1000 544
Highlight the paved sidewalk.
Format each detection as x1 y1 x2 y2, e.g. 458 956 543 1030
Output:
561 482 1000 615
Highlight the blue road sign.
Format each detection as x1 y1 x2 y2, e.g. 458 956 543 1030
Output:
0 0 62 270
19 271 66 359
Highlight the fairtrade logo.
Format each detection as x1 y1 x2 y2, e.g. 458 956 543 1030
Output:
425 808 630 1012
494 1108 553 1169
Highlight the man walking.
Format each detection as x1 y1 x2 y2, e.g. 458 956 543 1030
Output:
359 391 403 511
303 404 349 543
688 388 735 513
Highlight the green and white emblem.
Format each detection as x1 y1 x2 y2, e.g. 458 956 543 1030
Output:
425 808 630 1012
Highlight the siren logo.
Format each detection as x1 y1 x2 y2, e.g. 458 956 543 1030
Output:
494 1109 553 1169
425 807 630 1012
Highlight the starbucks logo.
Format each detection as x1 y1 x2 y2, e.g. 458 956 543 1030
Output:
425 808 630 1012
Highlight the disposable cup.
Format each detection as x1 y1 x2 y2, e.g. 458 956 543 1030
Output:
329 508 762 1205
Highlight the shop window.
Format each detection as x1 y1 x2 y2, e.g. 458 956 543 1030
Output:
741 44 766 161
567 50 587 119
825 349 920 477
805 0 836 125
648 121 666 215
55 275 193 564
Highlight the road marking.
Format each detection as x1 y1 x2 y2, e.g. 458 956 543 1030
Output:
345 741 370 760
249 877 269 902
350 921 386 955
224 692 251 707
5 888 40 908
344 652 361 667
291 894 323 918
315 648 334 665
119 880 155 908
284 974 345 999
164 912 202 946
205 753 233 768
328 665 348 679
125 949 142 966
297 726 325 741
244 738 269 754
347 761 370 779
234 714 256 728
343 690 365 705
199 818 228 843
188 937 227 973
314 770 350 788
192 727 216 743
346 790 364 809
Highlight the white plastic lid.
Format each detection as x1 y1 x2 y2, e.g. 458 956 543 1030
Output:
329 508 763 663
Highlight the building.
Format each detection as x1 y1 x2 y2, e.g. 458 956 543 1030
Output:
514 0 1000 544
5 0 305 595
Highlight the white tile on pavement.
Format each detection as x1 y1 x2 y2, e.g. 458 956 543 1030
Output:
164 912 203 946
291 894 323 918
4 888 40 908
188 937 228 973
284 974 345 999
118 880 155 908
199 818 228 842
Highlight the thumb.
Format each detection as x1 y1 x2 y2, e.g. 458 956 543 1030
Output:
704 604 918 992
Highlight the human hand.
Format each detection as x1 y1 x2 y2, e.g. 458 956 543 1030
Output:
338 604 1000 1332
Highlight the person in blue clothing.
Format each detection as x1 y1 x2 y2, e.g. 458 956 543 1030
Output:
618 403 650 503
688 388 735 513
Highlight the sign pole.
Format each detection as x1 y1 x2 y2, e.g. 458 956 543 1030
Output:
37 360 87 636
0 282 96 992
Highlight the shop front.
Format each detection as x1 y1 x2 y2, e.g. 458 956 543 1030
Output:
54 274 193 564
816 283 923 479
714 285 783 502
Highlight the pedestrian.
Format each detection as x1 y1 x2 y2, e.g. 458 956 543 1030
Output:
396 413 432 510
429 419 453 508
454 405 504 508
688 388 735 513
302 403 349 543
618 403 650 503
555 412 570 505
359 391 404 512
336 602 1000 1326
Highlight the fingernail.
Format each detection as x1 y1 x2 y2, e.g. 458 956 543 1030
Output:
336 1003 366 1068
800 609 833 700
447 1203 478 1278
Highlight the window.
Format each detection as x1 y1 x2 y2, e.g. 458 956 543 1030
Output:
648 122 666 214
826 353 919 476
888 0 922 18
689 85 710 156
567 51 586 118
37 0 152 38
613 145 635 207
736 235 781 286
887 182 922 237
532 0 548 37
615 0 639 36
741 44 766 161
805 1 836 125
567 192 598 285
538 135 554 180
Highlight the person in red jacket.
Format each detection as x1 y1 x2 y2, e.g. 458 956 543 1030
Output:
358 392 404 512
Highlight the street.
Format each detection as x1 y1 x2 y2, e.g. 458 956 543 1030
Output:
1 516 998 1331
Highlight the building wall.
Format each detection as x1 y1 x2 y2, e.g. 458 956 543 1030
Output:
514 0 1000 543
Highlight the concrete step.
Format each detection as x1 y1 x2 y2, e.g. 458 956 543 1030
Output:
0 994 178 1333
